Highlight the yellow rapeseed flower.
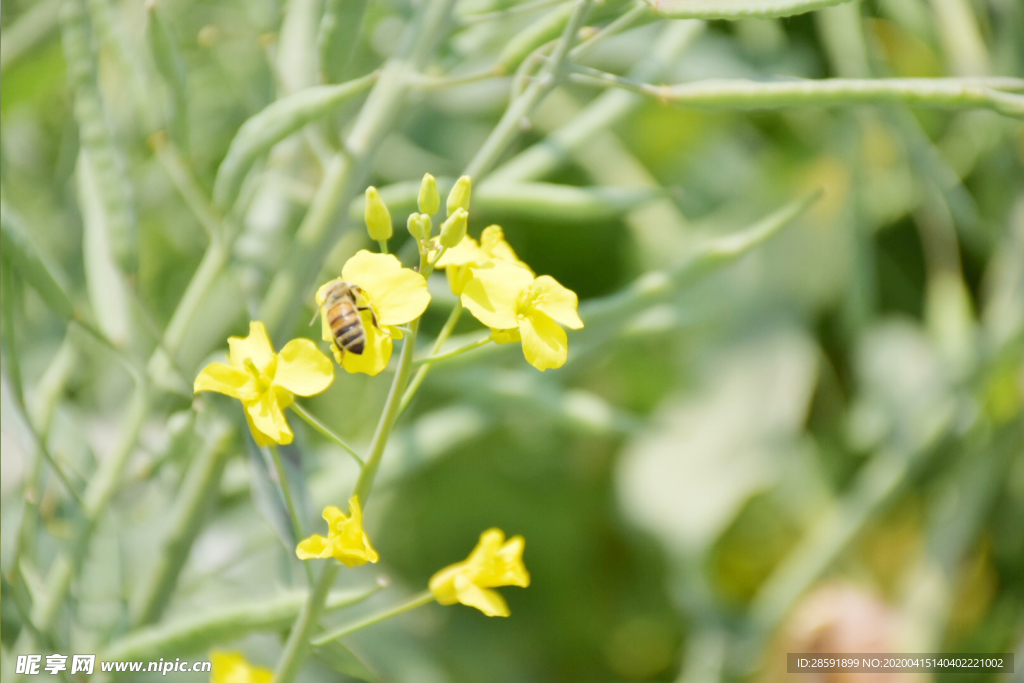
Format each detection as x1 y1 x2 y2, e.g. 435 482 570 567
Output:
194 321 334 446
460 261 583 371
295 496 379 567
316 250 431 376
435 225 532 295
210 651 272 683
429 529 529 617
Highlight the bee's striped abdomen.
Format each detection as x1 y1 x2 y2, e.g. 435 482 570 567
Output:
328 299 366 355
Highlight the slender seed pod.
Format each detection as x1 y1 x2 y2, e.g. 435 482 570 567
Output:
145 0 189 146
60 0 138 273
0 207 76 321
318 0 370 83
105 587 382 661
213 74 377 210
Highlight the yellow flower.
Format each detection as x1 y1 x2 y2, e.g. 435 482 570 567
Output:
429 529 529 617
210 651 272 683
295 496 379 567
460 261 583 371
435 225 532 295
194 321 334 446
316 250 431 376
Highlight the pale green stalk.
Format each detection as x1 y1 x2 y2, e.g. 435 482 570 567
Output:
413 336 492 365
459 0 568 26
487 19 706 183
26 385 149 645
152 136 221 240
268 445 309 551
0 0 60 71
464 0 595 178
290 402 364 465
569 70 1024 118
312 591 436 645
131 422 234 626
400 303 463 413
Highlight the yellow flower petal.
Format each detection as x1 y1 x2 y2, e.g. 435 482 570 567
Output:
493 535 530 587
194 362 257 401
341 250 430 326
519 310 568 371
428 564 464 605
530 275 583 329
490 328 521 344
461 261 533 330
453 576 510 617
435 235 483 267
299 500 378 566
274 339 334 396
480 225 532 274
296 534 330 559
340 313 393 376
210 651 273 683
228 321 275 372
245 387 294 445
244 411 276 447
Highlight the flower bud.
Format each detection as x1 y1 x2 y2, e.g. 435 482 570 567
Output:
418 173 440 215
439 208 468 248
446 175 472 216
364 186 392 242
407 213 426 241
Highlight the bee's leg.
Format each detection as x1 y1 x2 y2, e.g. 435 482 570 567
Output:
308 308 321 326
356 306 380 329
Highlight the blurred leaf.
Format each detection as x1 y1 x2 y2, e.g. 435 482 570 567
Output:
313 640 382 683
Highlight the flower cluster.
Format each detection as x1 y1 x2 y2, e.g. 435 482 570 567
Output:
193 174 564 637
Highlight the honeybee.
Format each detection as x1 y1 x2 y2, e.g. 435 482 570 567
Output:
316 281 378 355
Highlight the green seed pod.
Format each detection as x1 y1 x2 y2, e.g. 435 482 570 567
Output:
447 175 472 216
407 213 426 241
439 208 468 248
364 187 393 241
418 173 440 215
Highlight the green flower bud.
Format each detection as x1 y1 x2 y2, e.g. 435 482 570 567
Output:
439 208 468 248
407 213 426 241
418 173 440 215
446 175 472 216
364 186 392 241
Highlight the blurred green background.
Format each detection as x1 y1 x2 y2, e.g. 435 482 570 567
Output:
2 0 1023 681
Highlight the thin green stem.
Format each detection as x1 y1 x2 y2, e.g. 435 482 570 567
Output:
352 319 421 504
152 135 222 241
268 446 307 548
413 336 491 365
568 2 652 62
312 591 436 645
132 423 234 626
458 0 567 25
464 0 595 177
377 238 389 254
272 562 340 683
399 303 462 413
290 402 364 466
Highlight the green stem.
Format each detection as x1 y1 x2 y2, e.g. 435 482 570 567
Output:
289 402 364 466
377 238 389 254
312 591 436 645
399 303 462 413
352 319 420 504
458 0 567 25
272 562 340 683
268 445 308 550
413 336 491 365
464 0 595 177
131 423 234 626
